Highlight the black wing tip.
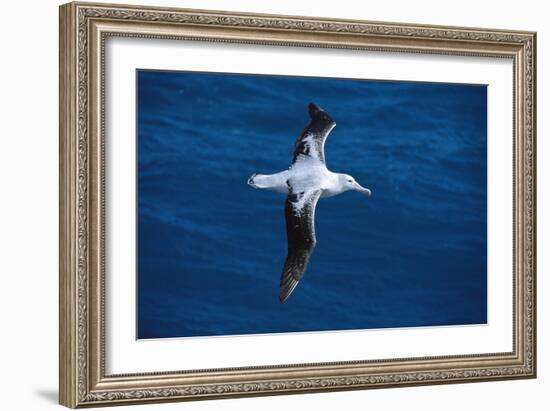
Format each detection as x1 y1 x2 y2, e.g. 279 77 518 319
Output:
307 103 334 124
308 102 322 117
308 102 320 110
279 273 299 303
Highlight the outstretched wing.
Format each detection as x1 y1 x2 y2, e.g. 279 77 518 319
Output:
279 187 322 303
291 103 336 165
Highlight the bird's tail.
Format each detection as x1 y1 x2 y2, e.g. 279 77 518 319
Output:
247 173 258 188
247 174 272 189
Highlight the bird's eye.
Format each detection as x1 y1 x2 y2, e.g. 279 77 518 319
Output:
348 179 353 183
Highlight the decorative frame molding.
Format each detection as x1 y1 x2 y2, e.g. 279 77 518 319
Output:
59 1 536 408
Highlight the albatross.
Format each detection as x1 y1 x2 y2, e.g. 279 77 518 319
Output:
248 103 371 303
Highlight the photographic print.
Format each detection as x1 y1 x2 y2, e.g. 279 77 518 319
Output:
136 70 487 339
60 4 536 406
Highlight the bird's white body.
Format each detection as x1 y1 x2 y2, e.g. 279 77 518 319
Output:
250 155 368 198
249 157 342 197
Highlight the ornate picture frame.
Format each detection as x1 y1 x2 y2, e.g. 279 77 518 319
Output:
59 1 536 408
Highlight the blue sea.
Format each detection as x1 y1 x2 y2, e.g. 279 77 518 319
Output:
136 70 487 339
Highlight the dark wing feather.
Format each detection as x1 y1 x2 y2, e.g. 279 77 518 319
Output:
291 103 336 165
279 188 322 303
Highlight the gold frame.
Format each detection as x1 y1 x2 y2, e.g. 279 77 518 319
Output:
59 1 537 408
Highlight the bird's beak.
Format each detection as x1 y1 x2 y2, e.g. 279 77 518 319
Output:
354 183 372 196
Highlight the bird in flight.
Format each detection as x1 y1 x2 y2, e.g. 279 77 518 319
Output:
248 103 372 303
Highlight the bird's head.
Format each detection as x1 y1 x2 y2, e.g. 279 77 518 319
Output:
339 174 372 196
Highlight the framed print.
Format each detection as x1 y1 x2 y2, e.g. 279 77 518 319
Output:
59 1 537 408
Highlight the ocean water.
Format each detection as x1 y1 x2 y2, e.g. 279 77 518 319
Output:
136 70 487 339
